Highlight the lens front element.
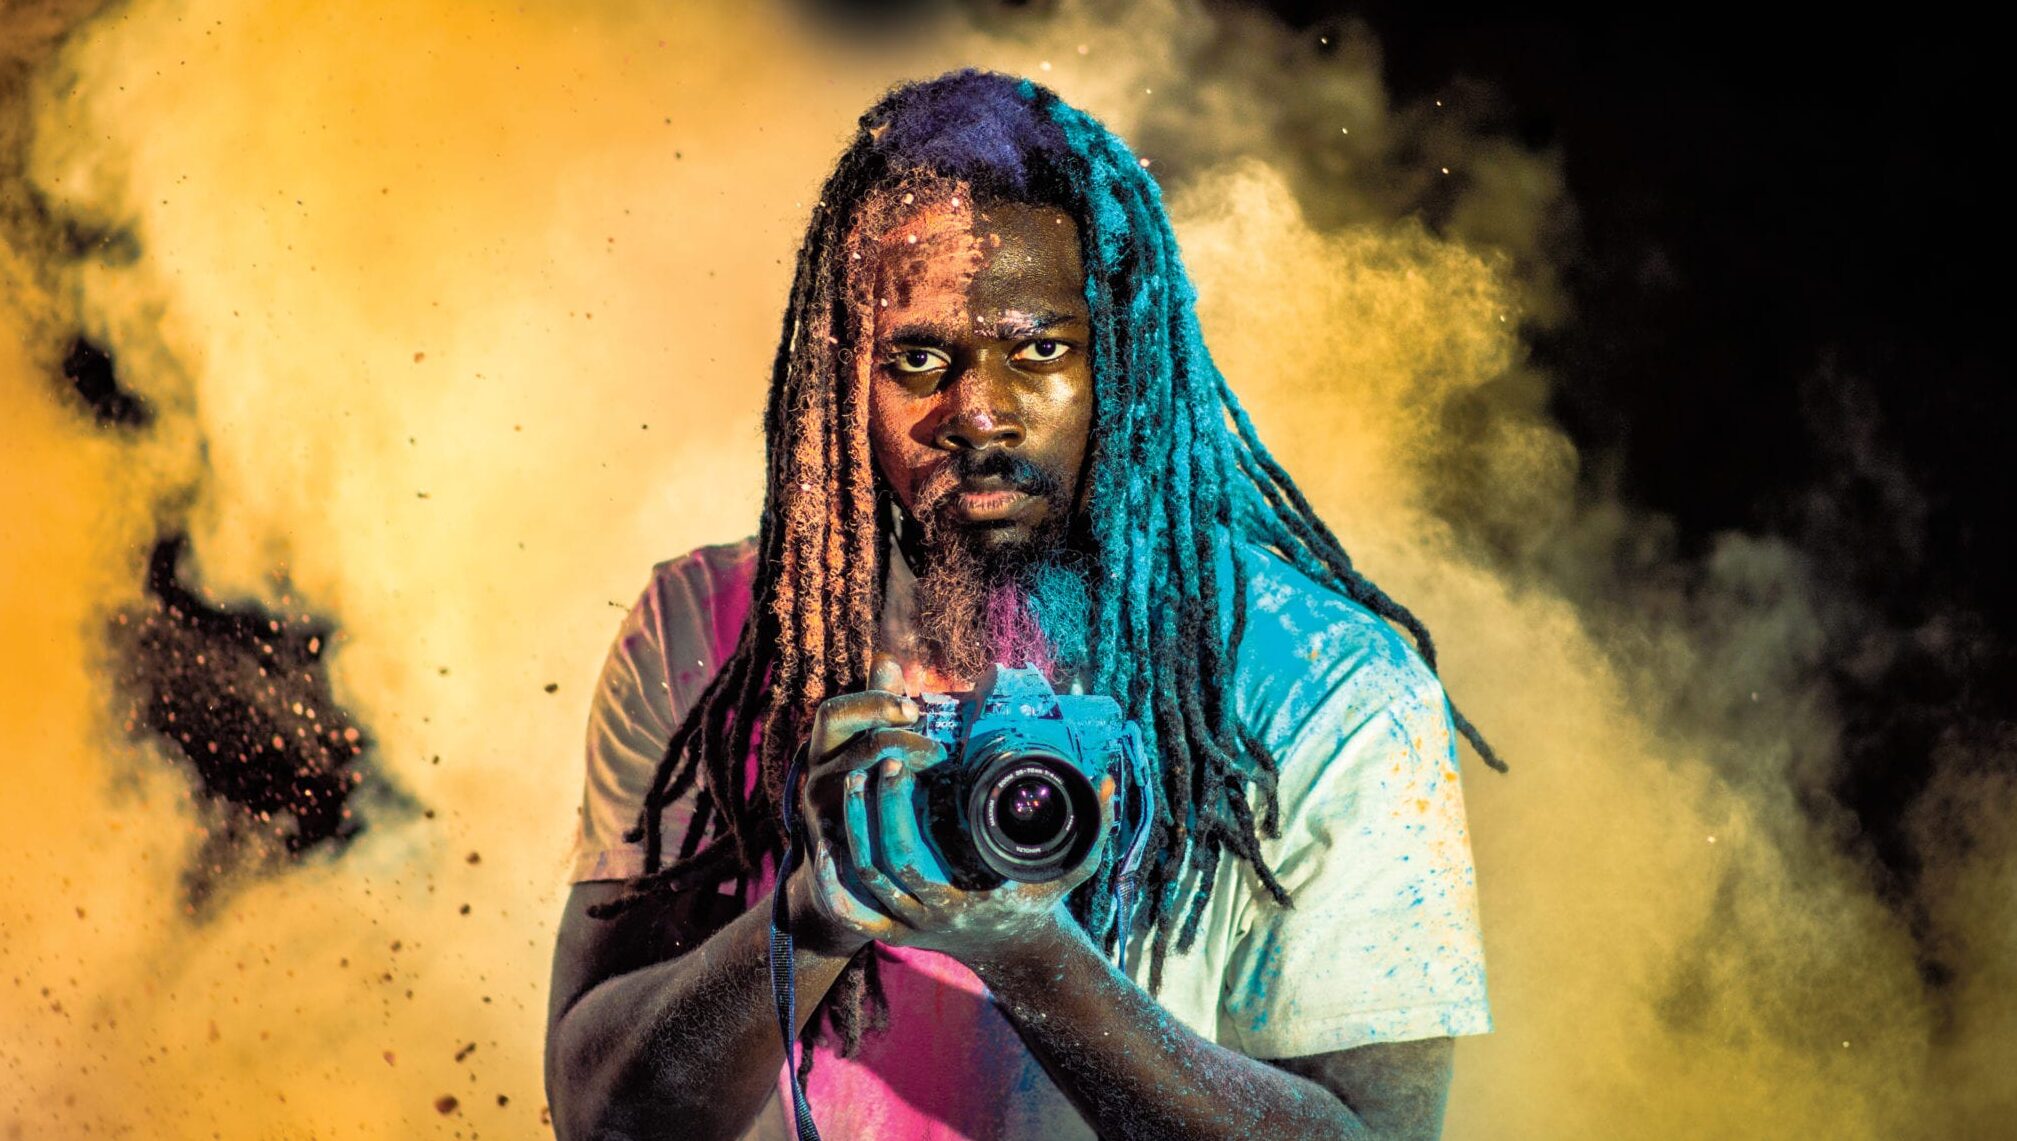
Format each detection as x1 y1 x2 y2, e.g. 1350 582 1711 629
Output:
964 736 1100 884
989 768 1076 855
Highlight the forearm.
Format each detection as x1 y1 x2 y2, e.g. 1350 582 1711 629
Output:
548 891 856 1141
969 913 1368 1141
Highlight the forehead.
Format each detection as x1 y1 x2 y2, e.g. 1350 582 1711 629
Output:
862 186 1087 323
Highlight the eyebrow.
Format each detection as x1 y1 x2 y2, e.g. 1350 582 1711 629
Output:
881 310 1087 346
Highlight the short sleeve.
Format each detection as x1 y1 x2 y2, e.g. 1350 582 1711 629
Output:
567 541 757 883
1216 554 1491 1058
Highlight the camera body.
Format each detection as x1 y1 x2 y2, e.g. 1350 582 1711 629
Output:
914 663 1154 892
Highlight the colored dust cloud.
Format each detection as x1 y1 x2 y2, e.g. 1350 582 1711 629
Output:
1 1 2008 1137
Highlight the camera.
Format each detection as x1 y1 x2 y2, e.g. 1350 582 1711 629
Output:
914 663 1153 891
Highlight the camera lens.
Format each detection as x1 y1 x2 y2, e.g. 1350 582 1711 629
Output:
959 737 1100 884
979 760 1083 869
995 773 1072 850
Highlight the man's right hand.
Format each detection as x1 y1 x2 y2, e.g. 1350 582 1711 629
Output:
549 653 929 1141
785 653 942 955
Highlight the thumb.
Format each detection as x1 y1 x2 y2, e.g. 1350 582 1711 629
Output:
868 652 905 695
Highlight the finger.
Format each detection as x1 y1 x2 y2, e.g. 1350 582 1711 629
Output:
869 728 943 766
878 755 953 894
803 728 945 854
810 691 921 763
868 653 905 696
811 830 895 936
1048 773 1120 895
814 727 942 783
1085 773 1119 869
843 767 922 916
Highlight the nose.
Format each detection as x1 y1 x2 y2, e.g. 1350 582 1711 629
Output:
931 367 1025 452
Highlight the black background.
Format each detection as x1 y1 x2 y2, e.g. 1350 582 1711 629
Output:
1253 9 2011 912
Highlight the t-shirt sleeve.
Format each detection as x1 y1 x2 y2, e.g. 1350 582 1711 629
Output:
567 574 684 883
1217 576 1492 1058
567 547 752 884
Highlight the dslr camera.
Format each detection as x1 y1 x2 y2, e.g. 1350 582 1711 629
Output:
913 664 1155 891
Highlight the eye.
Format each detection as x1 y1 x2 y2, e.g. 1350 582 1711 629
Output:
1012 338 1071 364
887 347 950 375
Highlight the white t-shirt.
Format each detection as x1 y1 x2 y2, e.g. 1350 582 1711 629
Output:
568 536 1491 1138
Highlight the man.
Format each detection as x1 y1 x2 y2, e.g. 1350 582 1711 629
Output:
545 70 1500 1140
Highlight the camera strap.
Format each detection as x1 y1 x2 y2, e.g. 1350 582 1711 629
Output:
769 742 822 1141
1107 721 1157 974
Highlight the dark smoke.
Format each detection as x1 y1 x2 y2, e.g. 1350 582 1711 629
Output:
60 336 149 428
106 534 413 913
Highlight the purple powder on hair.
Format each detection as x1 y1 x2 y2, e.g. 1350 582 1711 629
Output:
983 583 1057 679
866 69 1070 201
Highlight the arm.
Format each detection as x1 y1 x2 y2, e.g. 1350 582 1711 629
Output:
544 879 857 1141
544 666 926 1140
831 768 1452 1138
968 904 1452 1139
827 660 1470 1138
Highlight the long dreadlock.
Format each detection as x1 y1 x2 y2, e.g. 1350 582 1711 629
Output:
591 69 1508 1065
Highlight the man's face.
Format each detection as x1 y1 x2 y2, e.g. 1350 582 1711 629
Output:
865 196 1094 559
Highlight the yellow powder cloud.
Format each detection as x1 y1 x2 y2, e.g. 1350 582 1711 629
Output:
0 1 2005 1137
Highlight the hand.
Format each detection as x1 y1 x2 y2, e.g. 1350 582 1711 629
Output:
826 653 1121 967
782 653 937 956
842 748 1115 963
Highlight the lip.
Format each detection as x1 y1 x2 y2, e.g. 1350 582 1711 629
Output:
952 488 1035 521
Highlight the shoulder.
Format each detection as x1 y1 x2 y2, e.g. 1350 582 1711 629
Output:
1203 548 1490 1059
1225 542 1451 760
592 534 761 746
626 536 761 664
642 536 761 608
573 537 759 883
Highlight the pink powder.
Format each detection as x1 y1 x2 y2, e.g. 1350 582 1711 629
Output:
983 584 1056 679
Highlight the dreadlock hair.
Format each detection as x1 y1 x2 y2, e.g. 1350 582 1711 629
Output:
592 68 1509 1067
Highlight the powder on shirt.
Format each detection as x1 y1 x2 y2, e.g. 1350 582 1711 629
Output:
568 536 1490 1139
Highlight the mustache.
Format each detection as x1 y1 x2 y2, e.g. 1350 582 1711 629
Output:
911 449 1064 522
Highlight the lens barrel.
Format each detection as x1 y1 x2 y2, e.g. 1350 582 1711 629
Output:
963 736 1100 883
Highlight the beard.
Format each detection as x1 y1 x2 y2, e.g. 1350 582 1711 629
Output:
902 453 1091 690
